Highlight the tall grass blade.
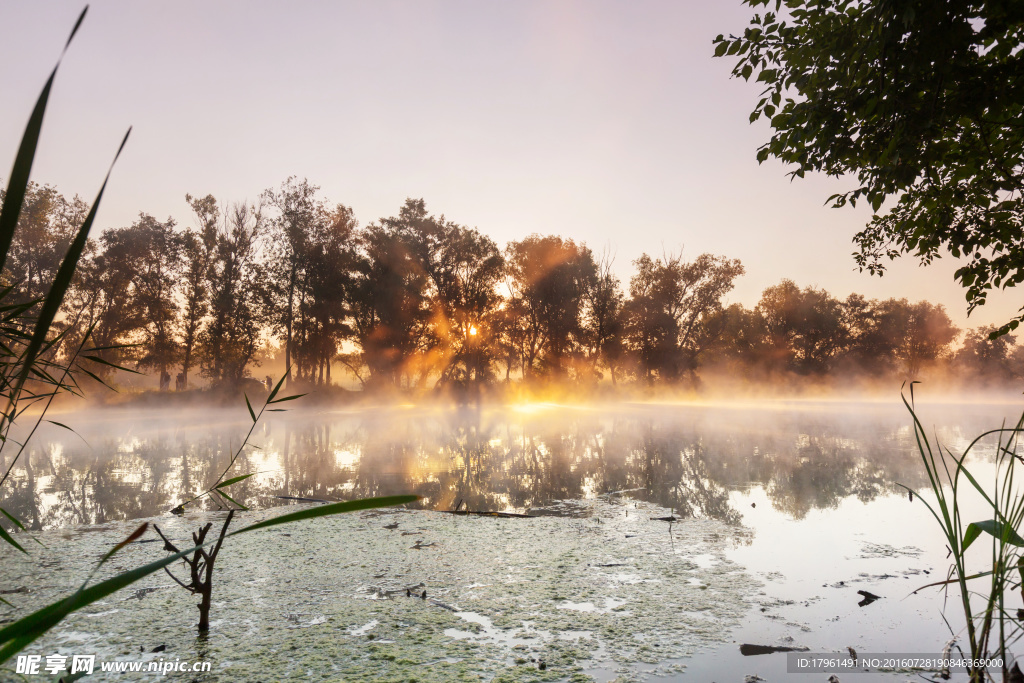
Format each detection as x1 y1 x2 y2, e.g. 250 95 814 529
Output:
215 473 255 489
0 525 25 554
0 541 205 663
13 128 130 404
0 7 88 273
231 495 418 535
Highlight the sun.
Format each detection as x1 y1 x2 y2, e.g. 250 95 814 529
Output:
469 325 478 336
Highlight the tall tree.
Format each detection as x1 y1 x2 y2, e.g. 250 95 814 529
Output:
298 203 358 385
179 194 220 390
67 223 158 375
716 0 1024 336
129 214 181 378
582 253 625 385
348 200 436 389
201 202 268 384
625 252 745 382
425 224 505 387
505 235 597 378
263 178 322 385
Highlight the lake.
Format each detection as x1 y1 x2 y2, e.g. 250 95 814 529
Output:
1 397 1020 681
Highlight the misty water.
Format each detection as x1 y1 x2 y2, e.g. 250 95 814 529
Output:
2 398 1022 681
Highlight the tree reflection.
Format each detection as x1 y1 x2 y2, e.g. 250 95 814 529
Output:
0 404 962 531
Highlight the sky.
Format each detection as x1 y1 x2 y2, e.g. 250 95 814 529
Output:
0 1 1018 331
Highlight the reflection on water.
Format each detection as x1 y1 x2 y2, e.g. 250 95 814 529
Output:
0 400 1011 532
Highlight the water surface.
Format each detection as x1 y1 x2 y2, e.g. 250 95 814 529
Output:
1 398 1020 680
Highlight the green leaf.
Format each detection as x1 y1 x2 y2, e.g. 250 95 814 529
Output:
98 523 148 566
0 507 26 531
215 473 256 489
267 369 289 403
45 420 76 433
963 519 1024 552
82 354 140 372
0 7 89 273
269 393 306 404
245 393 256 423
0 541 207 660
230 495 419 536
0 524 26 554
215 489 248 510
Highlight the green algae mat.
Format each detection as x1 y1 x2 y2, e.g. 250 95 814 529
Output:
0 498 755 681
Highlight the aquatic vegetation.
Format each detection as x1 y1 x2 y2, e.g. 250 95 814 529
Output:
152 372 306 633
0 497 754 681
902 385 1024 680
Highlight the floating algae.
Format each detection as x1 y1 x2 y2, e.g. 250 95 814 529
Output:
0 498 755 681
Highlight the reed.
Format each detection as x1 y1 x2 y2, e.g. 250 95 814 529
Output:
902 384 1024 681
0 6 136 550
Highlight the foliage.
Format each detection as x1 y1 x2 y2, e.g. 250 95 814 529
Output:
714 0 1024 337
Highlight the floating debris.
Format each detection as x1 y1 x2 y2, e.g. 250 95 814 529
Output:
740 644 810 656
857 589 882 607
439 509 532 518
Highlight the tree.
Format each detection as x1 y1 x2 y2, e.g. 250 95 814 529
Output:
128 214 181 378
179 194 220 390
505 235 597 378
201 202 268 384
0 182 88 305
623 255 679 383
716 1 1024 335
955 325 1018 383
349 200 436 389
582 252 625 385
879 299 960 376
838 293 899 375
699 303 769 373
67 223 157 375
424 223 505 387
756 280 847 374
263 178 322 385
624 252 745 382
298 203 358 385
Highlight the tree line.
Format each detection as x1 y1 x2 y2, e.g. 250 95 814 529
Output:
1 178 1019 395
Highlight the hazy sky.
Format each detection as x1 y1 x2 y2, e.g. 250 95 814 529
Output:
1 1 1017 330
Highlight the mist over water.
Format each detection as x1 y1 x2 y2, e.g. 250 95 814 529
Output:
4 398 1014 532
4 397 1022 681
